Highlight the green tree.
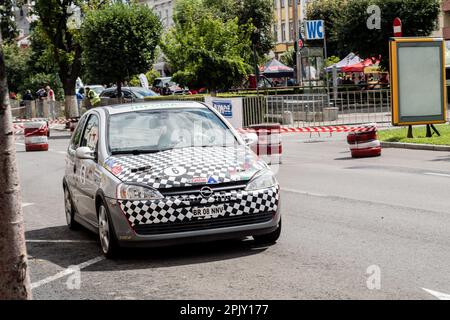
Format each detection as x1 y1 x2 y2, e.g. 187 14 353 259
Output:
2 43 30 93
308 0 440 69
0 0 18 42
162 0 253 93
81 2 162 98
337 0 440 69
306 0 345 58
33 0 83 116
205 0 274 59
280 47 295 69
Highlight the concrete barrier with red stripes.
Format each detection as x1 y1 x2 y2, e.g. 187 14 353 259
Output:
24 121 49 152
247 124 282 165
346 126 381 158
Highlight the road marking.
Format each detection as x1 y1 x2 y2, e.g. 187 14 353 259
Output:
31 255 105 289
22 203 34 208
424 172 450 178
26 239 96 243
282 188 328 198
422 288 450 300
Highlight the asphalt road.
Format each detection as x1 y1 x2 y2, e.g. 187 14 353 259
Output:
14 130 450 300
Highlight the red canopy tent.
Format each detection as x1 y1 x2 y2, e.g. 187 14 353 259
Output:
341 58 379 73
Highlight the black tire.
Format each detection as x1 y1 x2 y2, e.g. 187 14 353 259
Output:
97 202 120 259
64 186 80 230
253 218 282 245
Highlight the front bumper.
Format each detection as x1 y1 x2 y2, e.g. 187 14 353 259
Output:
106 185 280 247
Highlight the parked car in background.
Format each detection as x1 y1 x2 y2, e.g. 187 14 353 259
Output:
99 87 158 103
78 85 105 96
152 77 190 95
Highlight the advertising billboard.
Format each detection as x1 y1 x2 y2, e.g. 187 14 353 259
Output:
389 38 447 126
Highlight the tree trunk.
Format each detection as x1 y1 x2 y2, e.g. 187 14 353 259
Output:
116 81 122 104
0 38 32 300
64 79 78 118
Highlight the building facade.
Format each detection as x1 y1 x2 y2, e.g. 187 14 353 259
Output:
272 0 312 56
137 0 175 30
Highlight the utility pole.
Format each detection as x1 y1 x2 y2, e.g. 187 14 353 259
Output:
293 0 302 86
0 32 32 299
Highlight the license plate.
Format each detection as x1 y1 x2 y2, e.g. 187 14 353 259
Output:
191 204 225 218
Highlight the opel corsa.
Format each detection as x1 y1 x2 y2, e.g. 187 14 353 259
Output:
63 101 281 257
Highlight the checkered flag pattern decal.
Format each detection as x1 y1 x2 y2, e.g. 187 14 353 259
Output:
119 186 279 226
106 146 265 189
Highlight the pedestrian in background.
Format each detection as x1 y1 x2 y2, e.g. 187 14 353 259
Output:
36 87 47 118
76 87 85 115
23 90 34 119
86 87 100 109
46 85 56 119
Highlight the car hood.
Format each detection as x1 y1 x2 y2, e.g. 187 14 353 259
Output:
103 145 267 190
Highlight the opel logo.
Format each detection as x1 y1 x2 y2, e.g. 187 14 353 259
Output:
200 186 213 198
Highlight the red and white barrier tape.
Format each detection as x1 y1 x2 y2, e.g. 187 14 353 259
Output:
238 125 377 134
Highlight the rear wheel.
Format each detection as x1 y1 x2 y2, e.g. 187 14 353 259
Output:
253 218 281 245
98 203 120 258
64 186 79 230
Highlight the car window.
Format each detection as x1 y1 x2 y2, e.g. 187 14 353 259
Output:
69 116 88 150
123 90 133 99
80 114 100 151
101 90 116 98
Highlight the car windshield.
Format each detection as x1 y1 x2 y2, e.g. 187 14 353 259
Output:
108 107 238 154
133 88 158 98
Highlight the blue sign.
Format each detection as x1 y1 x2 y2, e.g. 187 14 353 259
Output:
212 100 232 118
305 20 325 40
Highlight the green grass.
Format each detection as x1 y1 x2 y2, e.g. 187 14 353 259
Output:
378 124 450 145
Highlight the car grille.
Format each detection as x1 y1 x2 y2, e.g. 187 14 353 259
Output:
133 212 274 235
159 181 247 197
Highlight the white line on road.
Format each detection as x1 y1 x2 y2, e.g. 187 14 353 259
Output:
424 172 450 178
282 188 328 198
22 203 34 208
31 255 105 290
422 288 450 300
26 239 96 243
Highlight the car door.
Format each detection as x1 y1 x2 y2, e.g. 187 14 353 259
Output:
75 113 101 225
66 115 88 205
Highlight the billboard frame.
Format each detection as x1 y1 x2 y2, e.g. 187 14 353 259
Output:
389 37 447 126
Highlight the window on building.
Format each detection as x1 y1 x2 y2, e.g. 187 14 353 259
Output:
289 21 294 41
273 0 277 9
274 24 278 42
288 0 293 6
281 0 285 8
281 23 286 42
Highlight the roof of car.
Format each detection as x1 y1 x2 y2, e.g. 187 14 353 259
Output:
103 101 208 115
101 86 156 92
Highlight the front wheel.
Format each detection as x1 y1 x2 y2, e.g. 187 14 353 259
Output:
253 218 281 245
98 203 120 258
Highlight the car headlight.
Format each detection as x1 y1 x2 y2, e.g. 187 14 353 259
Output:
245 170 277 191
117 183 163 200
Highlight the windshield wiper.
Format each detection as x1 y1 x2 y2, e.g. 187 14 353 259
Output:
111 148 173 155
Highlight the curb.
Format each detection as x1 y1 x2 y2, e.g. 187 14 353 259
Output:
380 141 450 152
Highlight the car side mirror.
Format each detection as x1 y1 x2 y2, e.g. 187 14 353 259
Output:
76 146 96 160
242 132 258 146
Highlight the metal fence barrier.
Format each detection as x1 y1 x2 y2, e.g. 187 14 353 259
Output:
242 89 393 128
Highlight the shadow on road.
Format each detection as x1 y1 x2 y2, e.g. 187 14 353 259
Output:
429 155 450 162
26 225 269 271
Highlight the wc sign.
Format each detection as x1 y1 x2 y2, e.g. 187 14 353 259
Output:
305 20 325 40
